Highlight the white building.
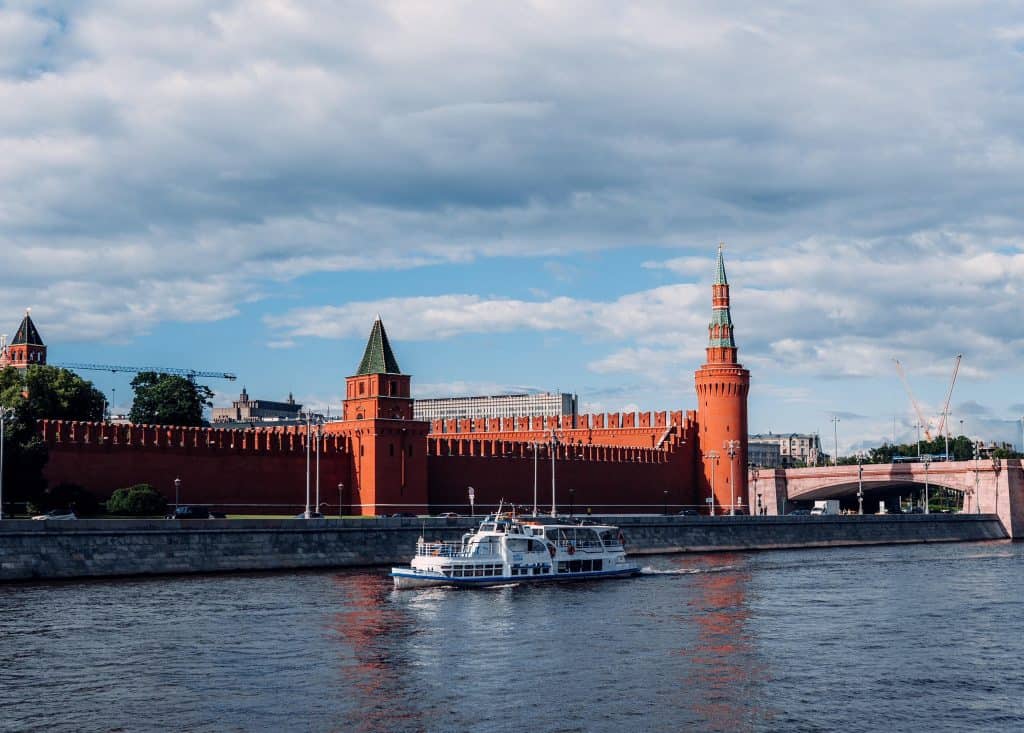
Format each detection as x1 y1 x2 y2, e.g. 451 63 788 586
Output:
749 432 823 467
413 392 578 423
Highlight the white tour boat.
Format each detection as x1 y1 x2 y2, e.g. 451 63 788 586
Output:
391 508 641 589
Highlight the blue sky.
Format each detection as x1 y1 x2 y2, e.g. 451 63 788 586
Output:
1 1 1023 453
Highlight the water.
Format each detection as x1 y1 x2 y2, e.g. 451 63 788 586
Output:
1 541 1022 733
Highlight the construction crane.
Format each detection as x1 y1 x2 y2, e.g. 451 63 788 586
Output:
893 354 963 444
934 354 962 441
893 358 933 441
56 362 237 382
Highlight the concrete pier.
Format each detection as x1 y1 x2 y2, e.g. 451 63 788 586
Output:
0 514 1008 582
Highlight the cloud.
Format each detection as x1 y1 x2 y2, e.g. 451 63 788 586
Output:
1 0 1023 350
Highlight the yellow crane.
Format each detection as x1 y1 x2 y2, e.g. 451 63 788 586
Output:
893 354 963 444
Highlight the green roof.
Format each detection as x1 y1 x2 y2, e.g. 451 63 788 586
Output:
714 243 728 285
356 317 402 375
11 310 43 346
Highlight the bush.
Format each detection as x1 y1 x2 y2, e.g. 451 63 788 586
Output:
106 484 168 516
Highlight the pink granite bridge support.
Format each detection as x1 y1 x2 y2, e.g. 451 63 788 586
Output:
753 459 1024 538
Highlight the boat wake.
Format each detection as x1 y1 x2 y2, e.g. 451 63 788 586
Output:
641 565 736 576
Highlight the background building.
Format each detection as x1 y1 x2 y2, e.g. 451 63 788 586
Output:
211 388 303 426
749 432 822 467
747 440 782 468
413 392 578 423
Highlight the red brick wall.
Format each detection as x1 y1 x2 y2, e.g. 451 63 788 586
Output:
39 420 352 513
426 436 698 514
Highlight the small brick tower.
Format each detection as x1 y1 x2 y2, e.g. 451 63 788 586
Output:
694 246 750 513
0 309 47 369
334 317 430 515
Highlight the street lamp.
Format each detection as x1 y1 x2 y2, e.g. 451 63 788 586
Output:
315 418 322 515
468 485 475 517
857 454 864 515
570 488 576 518
750 465 761 515
0 405 14 520
531 441 539 516
174 476 181 510
922 455 932 514
662 490 668 516
338 482 344 518
831 416 840 467
549 430 561 517
724 440 739 516
706 450 720 516
302 412 313 518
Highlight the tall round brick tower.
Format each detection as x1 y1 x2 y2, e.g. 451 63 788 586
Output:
694 245 750 514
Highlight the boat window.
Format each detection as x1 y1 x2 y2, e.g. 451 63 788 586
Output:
593 559 603 571
507 539 529 552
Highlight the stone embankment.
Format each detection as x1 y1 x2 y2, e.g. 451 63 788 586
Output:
0 514 1008 582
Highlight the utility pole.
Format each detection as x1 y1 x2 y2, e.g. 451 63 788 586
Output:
304 412 312 518
315 418 322 513
831 416 840 466
922 455 931 514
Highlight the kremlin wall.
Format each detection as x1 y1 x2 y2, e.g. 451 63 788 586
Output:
11 248 751 515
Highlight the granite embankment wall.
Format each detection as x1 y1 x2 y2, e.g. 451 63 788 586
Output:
0 514 1007 582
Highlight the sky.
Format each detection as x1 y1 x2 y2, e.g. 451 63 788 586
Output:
1 1 1023 453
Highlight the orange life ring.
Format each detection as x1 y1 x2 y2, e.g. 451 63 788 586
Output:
567 544 575 555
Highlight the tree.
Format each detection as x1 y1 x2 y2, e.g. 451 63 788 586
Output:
106 484 168 516
1 365 106 513
128 372 214 426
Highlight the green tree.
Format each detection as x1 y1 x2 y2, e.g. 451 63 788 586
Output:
128 372 214 426
106 484 168 516
1 365 106 513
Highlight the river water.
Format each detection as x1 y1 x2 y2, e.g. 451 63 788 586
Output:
1 541 1022 733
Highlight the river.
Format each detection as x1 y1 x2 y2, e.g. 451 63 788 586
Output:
1 541 1022 732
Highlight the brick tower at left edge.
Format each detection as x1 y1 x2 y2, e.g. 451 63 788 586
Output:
694 246 750 514
330 317 430 515
0 309 47 369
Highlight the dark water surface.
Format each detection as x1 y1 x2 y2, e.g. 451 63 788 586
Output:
1 541 1022 732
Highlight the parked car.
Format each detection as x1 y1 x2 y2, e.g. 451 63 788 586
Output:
166 505 213 519
677 509 699 516
788 509 811 516
390 512 418 518
437 512 460 518
31 509 77 520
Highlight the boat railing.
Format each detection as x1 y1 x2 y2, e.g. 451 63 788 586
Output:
415 541 468 558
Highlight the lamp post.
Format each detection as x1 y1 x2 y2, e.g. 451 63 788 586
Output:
315 418 323 514
922 455 931 514
174 476 181 510
0 406 14 520
750 465 760 515
662 490 668 516
303 412 312 518
831 416 840 466
706 450 719 516
724 440 739 515
570 488 576 518
549 430 560 517
468 485 475 517
972 441 981 515
338 482 344 518
532 441 538 516
857 454 864 515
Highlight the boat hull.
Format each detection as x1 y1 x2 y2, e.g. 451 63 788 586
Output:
391 565 641 589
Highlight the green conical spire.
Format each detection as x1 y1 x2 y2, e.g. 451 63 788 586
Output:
714 243 728 285
356 316 402 375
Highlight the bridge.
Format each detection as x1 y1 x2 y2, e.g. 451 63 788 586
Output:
749 459 1024 538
